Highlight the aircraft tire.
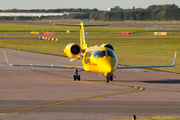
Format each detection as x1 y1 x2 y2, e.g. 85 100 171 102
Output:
78 75 80 81
106 75 110 83
106 78 109 83
110 75 113 81
74 75 76 81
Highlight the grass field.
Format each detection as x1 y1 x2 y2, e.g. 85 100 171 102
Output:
0 23 144 31
3 20 180 27
0 39 179 73
0 22 180 40
1 33 180 40
0 23 180 32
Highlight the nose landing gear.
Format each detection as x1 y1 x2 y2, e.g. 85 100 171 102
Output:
106 73 115 83
73 69 81 81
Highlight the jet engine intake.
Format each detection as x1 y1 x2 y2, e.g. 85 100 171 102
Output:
100 43 114 51
64 43 81 58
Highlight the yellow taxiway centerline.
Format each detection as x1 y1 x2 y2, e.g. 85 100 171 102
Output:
0 87 144 114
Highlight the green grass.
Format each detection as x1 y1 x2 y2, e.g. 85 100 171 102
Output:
0 40 180 73
0 23 79 31
1 32 180 40
1 23 180 40
0 23 179 32
1 23 180 41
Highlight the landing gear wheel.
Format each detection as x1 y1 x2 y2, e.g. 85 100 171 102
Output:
74 75 77 81
78 75 80 81
106 73 114 83
106 77 110 83
106 74 110 83
110 75 113 81
73 69 81 81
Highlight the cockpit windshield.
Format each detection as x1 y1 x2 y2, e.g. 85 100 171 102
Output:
107 50 116 58
93 50 106 58
93 50 116 58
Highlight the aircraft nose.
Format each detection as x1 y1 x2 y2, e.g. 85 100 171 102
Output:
96 57 118 74
102 60 116 73
104 63 112 73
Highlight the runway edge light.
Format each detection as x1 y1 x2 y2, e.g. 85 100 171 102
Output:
132 115 136 120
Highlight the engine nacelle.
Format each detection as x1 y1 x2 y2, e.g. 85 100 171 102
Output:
64 43 81 59
100 43 114 51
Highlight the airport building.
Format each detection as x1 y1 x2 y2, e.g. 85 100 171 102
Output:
107 6 122 11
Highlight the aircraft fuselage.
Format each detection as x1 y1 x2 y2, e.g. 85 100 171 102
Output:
81 47 118 75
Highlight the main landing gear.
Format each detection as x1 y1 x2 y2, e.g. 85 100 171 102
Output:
106 73 115 83
73 69 80 81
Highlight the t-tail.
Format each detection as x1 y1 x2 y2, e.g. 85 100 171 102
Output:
80 22 88 49
79 22 107 49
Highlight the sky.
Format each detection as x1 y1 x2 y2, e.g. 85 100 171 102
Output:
0 0 180 11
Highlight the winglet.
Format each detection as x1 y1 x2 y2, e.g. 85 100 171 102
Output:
3 50 9 65
172 52 177 66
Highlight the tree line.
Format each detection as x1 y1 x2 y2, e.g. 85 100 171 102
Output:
71 4 180 21
0 4 180 21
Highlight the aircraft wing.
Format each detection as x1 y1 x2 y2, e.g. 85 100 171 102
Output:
9 64 83 69
117 52 177 69
3 50 83 70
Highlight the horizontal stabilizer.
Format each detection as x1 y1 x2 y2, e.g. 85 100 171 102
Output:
52 23 108 27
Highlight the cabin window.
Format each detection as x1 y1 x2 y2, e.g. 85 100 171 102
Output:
107 50 116 58
93 50 106 58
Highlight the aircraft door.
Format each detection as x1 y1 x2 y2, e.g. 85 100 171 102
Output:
84 51 93 65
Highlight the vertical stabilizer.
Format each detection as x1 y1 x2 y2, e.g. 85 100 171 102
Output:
80 22 88 49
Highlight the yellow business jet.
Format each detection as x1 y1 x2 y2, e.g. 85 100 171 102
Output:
4 22 177 83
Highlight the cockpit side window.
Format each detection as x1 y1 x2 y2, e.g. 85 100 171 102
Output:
107 50 116 58
93 50 106 58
